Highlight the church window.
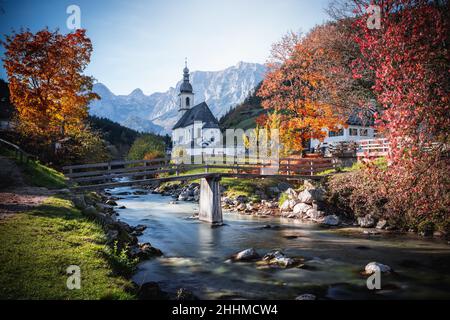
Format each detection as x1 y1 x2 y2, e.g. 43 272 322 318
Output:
186 97 190 107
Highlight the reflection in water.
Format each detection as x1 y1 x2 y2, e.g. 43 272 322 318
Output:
109 186 450 300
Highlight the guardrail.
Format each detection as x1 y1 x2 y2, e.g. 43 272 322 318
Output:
0 138 36 163
63 156 336 185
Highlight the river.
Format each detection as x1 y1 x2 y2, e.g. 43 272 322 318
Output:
108 186 450 300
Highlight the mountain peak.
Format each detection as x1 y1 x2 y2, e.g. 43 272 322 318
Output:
130 88 145 97
89 62 267 134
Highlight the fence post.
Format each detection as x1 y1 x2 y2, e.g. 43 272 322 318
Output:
310 160 313 176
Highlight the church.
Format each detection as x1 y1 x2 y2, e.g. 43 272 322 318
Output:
172 62 222 156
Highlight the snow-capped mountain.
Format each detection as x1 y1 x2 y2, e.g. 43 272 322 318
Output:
89 62 266 134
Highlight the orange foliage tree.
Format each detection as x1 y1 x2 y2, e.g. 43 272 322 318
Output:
257 31 345 154
2 29 98 143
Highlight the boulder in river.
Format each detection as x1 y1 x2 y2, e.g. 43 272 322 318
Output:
285 188 298 200
129 242 163 260
358 215 376 228
364 261 392 274
293 203 312 215
261 250 303 268
376 219 388 229
231 248 260 262
106 199 118 206
321 215 340 226
305 208 325 220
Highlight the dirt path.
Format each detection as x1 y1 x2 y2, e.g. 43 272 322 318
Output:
0 156 54 219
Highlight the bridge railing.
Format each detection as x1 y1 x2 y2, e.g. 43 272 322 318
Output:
62 156 336 186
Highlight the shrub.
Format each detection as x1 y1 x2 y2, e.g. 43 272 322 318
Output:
103 241 138 277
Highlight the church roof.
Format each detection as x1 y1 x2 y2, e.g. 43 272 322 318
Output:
172 102 220 130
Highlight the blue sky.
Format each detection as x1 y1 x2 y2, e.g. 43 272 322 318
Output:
0 0 331 94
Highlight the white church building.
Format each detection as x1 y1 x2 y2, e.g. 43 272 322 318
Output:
172 63 223 156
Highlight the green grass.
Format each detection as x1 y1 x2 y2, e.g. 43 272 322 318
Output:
0 146 68 189
0 196 135 300
19 160 68 189
317 157 388 176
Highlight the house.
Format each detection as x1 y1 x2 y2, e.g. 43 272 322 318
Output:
172 62 222 156
309 108 376 153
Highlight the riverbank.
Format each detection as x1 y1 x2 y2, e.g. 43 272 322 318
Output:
153 174 449 241
0 195 136 299
0 153 138 299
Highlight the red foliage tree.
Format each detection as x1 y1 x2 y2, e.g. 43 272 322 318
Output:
352 0 449 228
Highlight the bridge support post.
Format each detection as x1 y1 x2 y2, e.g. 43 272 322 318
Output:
199 175 223 225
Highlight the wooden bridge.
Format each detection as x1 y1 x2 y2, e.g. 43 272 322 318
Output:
63 157 335 225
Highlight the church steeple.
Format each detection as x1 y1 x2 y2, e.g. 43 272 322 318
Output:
178 58 194 116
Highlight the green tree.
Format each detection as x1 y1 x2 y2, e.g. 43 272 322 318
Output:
127 134 166 161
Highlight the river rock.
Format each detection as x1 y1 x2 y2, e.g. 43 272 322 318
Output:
295 293 316 300
105 199 118 206
285 188 298 200
236 195 248 204
293 203 312 215
178 192 189 201
137 282 169 300
267 186 280 196
83 205 98 217
321 215 340 226
237 203 246 211
303 179 315 190
95 203 114 213
364 262 392 274
246 203 254 211
358 215 376 228
105 229 119 244
298 190 314 204
134 224 147 232
222 197 234 205
129 243 163 260
305 208 325 220
231 248 260 261
298 189 324 204
72 195 87 210
376 219 388 229
261 250 302 268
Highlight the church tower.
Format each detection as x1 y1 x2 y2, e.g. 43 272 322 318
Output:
178 59 194 117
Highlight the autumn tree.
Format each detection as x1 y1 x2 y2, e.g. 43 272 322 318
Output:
1 29 98 145
257 31 345 154
350 0 449 228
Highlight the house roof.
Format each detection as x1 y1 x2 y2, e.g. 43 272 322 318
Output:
172 102 220 130
347 108 375 126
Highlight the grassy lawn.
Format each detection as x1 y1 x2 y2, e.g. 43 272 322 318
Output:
19 160 68 189
0 146 68 189
0 196 135 299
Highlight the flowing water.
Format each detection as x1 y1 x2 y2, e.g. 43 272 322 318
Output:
108 186 450 300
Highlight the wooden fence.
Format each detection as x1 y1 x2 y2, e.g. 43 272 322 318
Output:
0 138 36 163
62 156 336 186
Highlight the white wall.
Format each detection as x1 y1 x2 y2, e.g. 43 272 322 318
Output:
310 125 375 150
